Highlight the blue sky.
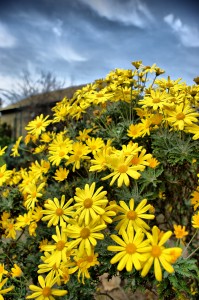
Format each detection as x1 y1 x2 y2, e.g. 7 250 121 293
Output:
0 0 199 104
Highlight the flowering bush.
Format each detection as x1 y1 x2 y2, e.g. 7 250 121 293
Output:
0 60 199 300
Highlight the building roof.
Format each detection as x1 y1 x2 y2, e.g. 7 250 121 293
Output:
0 84 85 113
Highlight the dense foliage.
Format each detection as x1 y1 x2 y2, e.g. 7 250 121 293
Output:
0 60 199 300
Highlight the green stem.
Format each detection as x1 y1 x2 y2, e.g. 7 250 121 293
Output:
182 229 198 257
185 245 199 259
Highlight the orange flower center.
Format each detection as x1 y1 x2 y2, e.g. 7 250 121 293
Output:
52 263 58 270
59 151 65 157
31 192 37 198
84 198 93 208
131 157 140 165
126 243 137 254
86 255 94 263
176 112 185 120
56 208 64 216
42 287 52 296
56 240 65 251
152 98 160 103
151 245 162 257
118 164 128 173
80 228 90 239
0 172 3 178
127 210 137 220
36 122 42 128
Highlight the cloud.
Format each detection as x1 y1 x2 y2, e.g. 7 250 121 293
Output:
0 22 16 48
164 14 199 47
80 0 154 28
53 44 87 62
16 12 87 63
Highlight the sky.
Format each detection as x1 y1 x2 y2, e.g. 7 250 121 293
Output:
0 0 199 105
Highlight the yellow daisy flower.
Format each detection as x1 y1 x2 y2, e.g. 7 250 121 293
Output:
53 167 69 182
0 164 12 187
165 103 199 130
102 153 143 187
42 195 74 227
86 137 105 155
113 198 155 234
191 187 199 211
173 225 188 239
73 182 108 225
76 128 92 141
11 264 23 277
107 227 150 272
138 89 171 111
66 142 90 172
25 114 51 137
127 123 144 139
26 272 67 300
192 211 199 228
65 218 106 256
48 133 73 166
10 136 23 157
41 226 69 266
141 226 182 281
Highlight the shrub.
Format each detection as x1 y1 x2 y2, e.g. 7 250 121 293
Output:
0 60 199 300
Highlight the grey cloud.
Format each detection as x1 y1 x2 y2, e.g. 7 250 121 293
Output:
80 0 155 28
0 22 17 48
164 14 199 47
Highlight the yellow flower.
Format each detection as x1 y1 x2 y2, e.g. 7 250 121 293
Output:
0 264 8 281
165 103 199 130
10 136 23 157
25 182 45 210
73 182 108 225
113 198 155 234
71 250 100 283
48 133 73 166
141 226 182 281
26 273 67 299
25 114 51 137
108 227 149 272
40 132 52 143
138 89 171 111
15 211 33 230
76 128 92 141
173 225 188 239
191 187 199 211
30 160 50 179
66 142 90 172
0 278 14 299
192 211 199 228
130 148 152 167
29 222 37 236
102 153 143 187
65 218 106 256
0 146 7 156
41 226 69 267
127 123 143 139
53 167 69 181
4 220 17 239
147 157 160 168
0 164 12 187
31 206 43 222
86 137 105 155
11 264 23 277
42 195 74 227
